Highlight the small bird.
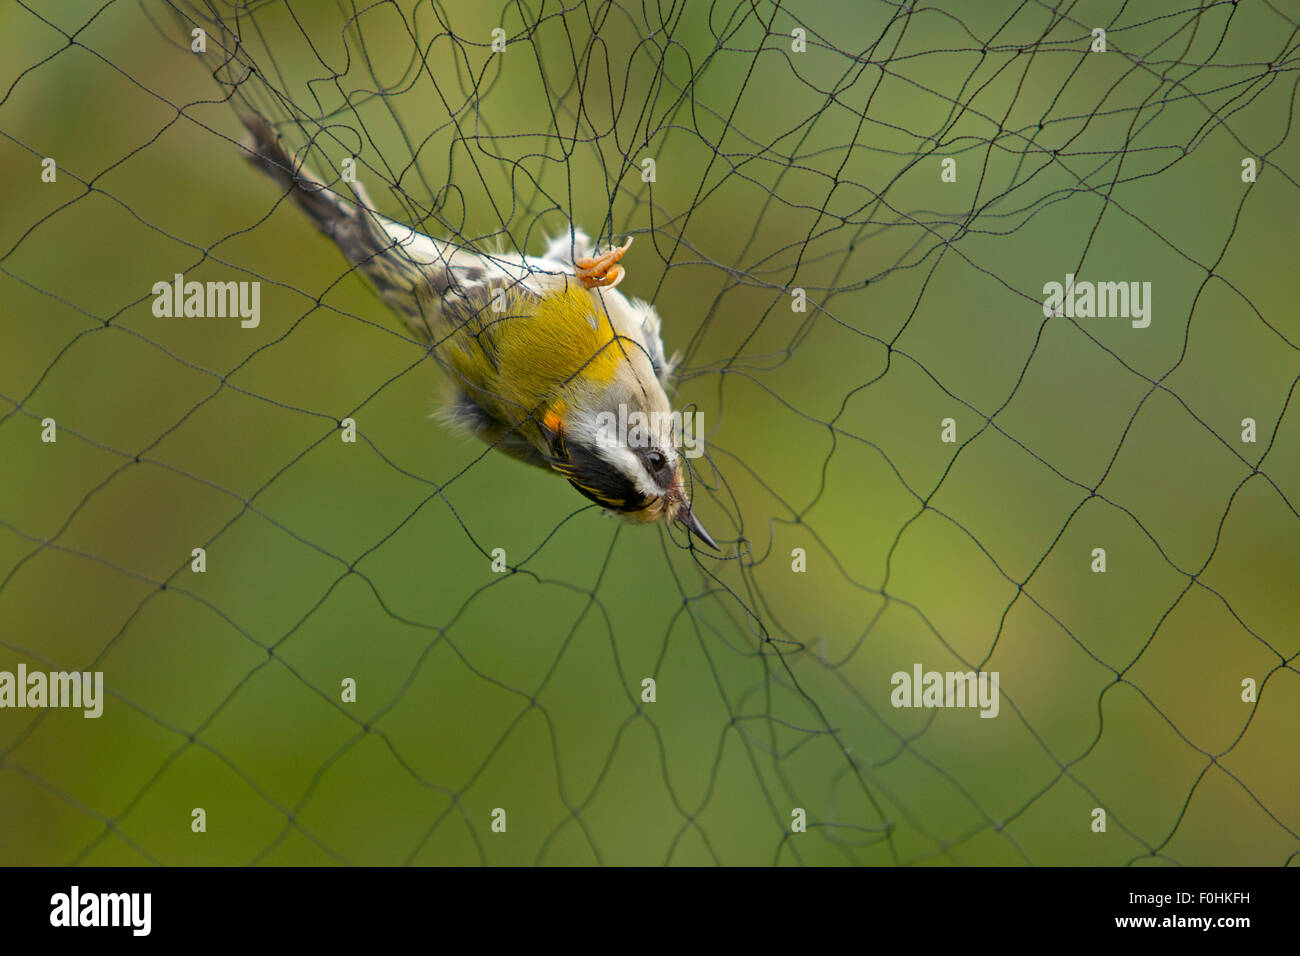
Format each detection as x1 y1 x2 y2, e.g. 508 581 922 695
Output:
237 114 718 550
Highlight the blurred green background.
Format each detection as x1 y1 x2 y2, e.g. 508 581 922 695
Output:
0 0 1296 865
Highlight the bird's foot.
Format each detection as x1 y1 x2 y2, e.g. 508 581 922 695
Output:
576 236 633 289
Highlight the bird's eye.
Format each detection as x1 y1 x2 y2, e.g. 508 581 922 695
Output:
645 450 667 473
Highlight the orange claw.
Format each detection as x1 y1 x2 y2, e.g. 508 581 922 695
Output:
576 236 633 289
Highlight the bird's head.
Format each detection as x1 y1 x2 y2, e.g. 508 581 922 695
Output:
538 389 718 551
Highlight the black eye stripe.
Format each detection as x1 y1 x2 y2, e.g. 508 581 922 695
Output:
549 433 653 512
566 478 650 513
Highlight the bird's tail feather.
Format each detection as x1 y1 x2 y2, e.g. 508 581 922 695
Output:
238 113 452 336
236 111 535 343
239 114 358 239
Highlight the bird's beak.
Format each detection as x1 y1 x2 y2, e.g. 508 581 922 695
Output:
677 503 720 551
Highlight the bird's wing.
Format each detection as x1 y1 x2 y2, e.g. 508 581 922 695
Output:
239 116 677 385
353 205 586 342
239 113 575 343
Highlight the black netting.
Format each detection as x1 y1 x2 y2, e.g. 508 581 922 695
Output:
0 0 1296 866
